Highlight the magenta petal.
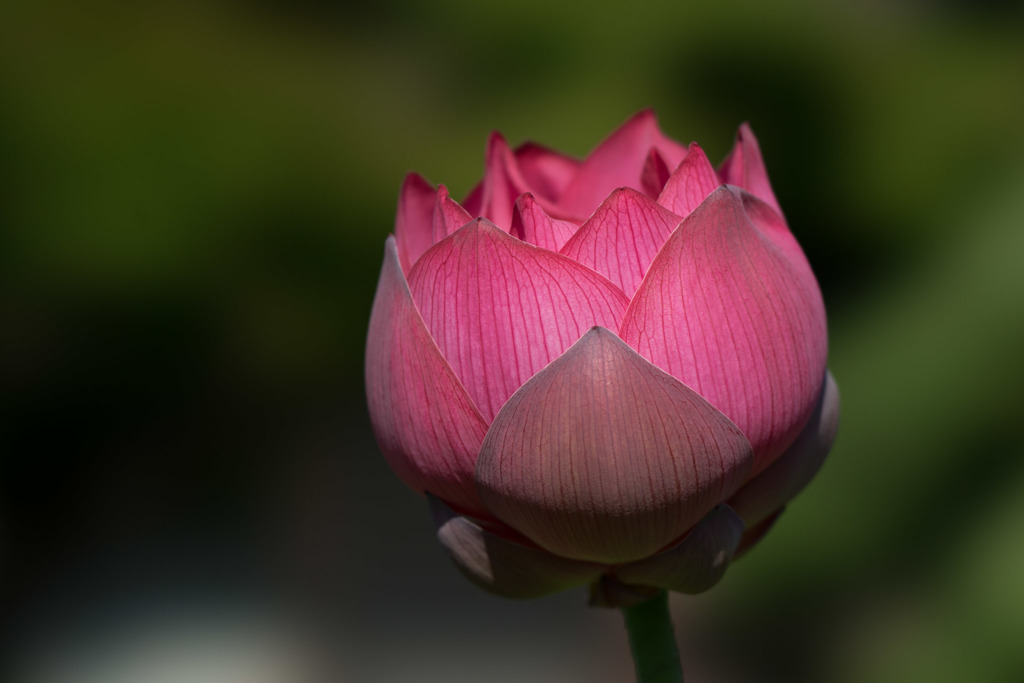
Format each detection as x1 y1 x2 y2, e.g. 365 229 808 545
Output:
514 141 581 203
472 132 535 230
365 237 490 515
620 186 828 474
407 220 629 422
614 505 744 594
394 172 436 272
560 188 682 299
657 143 720 217
718 123 782 216
558 110 688 219
476 327 753 564
429 494 603 599
510 193 578 252
728 371 839 526
640 148 672 199
432 184 473 243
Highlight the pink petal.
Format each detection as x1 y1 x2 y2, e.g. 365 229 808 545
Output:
560 188 682 298
475 327 753 564
465 132 566 231
657 143 720 217
429 494 603 599
394 172 437 272
640 148 672 199
718 123 782 216
514 141 581 203
407 220 629 422
728 371 839 526
558 110 689 219
461 180 482 218
365 237 490 516
510 193 578 252
432 184 473 244
614 504 744 594
619 186 828 474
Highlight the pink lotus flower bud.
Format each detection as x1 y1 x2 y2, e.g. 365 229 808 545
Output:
366 110 838 602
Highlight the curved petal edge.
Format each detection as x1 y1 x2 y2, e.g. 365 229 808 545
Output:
510 193 578 252
408 219 629 422
613 504 745 594
560 187 682 299
657 142 720 218
394 172 437 272
558 110 688 219
429 494 603 599
728 371 839 526
476 327 753 564
620 186 828 473
717 123 782 217
365 237 490 516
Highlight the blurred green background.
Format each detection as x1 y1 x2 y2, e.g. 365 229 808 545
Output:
2 0 1023 681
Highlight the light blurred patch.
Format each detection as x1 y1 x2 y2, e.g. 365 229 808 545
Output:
12 608 340 683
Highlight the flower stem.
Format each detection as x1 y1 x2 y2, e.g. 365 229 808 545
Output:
621 590 684 683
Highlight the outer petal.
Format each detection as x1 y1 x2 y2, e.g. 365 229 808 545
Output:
429 495 603 599
559 188 682 298
728 371 839 526
614 505 744 594
407 219 629 422
657 143 720 217
718 123 782 216
365 237 490 516
514 141 581 203
557 110 688 219
394 172 436 272
510 193 578 252
432 184 472 244
475 327 753 564
620 186 828 474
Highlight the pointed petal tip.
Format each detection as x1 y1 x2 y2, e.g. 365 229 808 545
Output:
571 325 618 350
476 324 753 563
450 215 503 236
401 171 433 189
634 107 657 121
485 130 512 156
621 179 826 470
657 144 721 217
718 123 782 215
560 187 681 296
408 216 629 422
509 192 577 251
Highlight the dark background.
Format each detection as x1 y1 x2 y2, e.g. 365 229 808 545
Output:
2 1 1023 681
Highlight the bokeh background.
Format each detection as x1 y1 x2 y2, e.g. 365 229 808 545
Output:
2 1 1023 681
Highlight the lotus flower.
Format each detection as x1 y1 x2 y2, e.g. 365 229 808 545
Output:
366 110 838 603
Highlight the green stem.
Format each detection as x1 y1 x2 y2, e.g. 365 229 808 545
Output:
621 590 684 683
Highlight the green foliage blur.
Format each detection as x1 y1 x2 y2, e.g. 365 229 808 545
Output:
1 0 1022 681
